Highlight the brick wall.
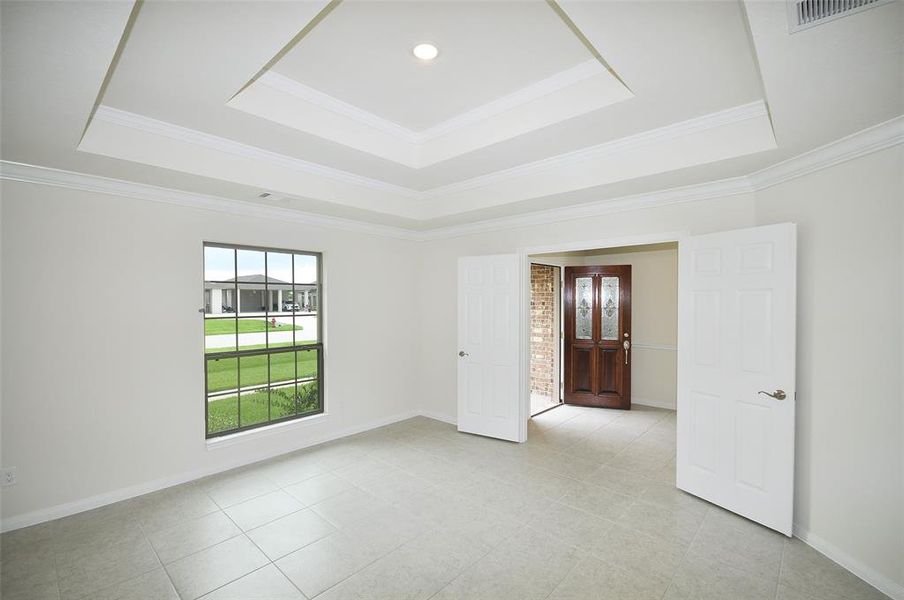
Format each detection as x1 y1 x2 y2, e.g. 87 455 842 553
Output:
530 264 557 398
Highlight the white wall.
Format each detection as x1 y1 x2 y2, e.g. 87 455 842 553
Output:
754 147 904 596
0 180 420 525
414 147 903 595
1 146 901 596
577 246 678 409
415 195 758 421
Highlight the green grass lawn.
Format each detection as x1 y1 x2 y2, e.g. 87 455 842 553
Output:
206 348 318 392
205 318 302 335
207 381 319 434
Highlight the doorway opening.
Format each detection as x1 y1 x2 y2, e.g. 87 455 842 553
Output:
529 263 561 416
527 241 679 422
454 224 796 534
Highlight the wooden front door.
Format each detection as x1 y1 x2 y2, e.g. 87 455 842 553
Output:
564 265 632 409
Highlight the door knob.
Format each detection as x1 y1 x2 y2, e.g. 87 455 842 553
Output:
458 351 469 358
758 389 787 401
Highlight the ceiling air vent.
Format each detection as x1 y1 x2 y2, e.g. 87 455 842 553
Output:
788 0 894 32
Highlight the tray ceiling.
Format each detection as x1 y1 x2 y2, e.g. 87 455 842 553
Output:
270 0 598 131
3 0 898 229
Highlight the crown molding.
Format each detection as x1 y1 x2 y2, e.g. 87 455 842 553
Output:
6 114 901 242
416 59 607 142
258 72 420 143
89 100 768 207
259 59 608 146
422 100 769 200
748 114 904 191
420 113 903 237
0 158 747 242
0 161 423 241
421 176 755 239
91 105 421 200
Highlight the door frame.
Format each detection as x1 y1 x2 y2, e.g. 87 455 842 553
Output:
517 231 688 436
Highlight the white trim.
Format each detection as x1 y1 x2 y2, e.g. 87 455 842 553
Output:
417 60 607 142
749 114 904 191
417 114 903 239
422 101 768 200
435 181 754 241
259 59 607 144
258 72 419 143
432 180 753 240
90 100 764 205
793 524 904 600
519 230 687 450
0 408 458 533
0 409 423 533
0 161 422 241
92 105 421 200
417 410 457 425
631 396 676 410
205 412 329 450
520 230 690 256
632 342 678 351
3 116 901 241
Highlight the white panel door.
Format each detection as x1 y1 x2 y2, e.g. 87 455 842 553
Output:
677 223 797 535
457 254 523 442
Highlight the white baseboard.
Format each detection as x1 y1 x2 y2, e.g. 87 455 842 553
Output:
793 523 904 600
0 409 423 533
418 410 457 425
631 396 676 410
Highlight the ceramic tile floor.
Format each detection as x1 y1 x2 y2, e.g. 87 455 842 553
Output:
1 405 890 600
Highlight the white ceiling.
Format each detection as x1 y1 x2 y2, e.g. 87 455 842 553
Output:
273 1 594 131
1 0 901 230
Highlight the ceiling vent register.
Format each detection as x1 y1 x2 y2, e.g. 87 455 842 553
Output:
788 0 894 32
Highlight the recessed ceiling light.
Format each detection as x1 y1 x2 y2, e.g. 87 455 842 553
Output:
412 43 439 61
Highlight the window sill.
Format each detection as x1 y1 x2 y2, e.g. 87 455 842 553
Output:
206 412 328 450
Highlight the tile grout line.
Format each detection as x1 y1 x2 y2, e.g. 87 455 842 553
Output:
302 520 444 599
657 503 711 600
49 528 62 600
179 534 268 600
135 519 180 599
201 562 283 600
774 537 789 600
426 523 538 600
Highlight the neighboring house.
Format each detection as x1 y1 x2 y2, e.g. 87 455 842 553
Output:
204 274 318 314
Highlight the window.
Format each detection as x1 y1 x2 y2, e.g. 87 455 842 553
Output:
203 243 322 438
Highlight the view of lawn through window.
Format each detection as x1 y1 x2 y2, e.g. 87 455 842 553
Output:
203 243 322 437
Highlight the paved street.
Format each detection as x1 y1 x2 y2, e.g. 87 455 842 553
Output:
205 313 318 349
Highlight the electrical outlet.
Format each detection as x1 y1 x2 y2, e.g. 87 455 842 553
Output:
1 467 17 487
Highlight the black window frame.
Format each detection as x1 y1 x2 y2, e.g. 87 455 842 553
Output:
203 242 323 439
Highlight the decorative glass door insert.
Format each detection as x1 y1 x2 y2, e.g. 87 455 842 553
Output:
575 277 593 340
601 277 620 341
